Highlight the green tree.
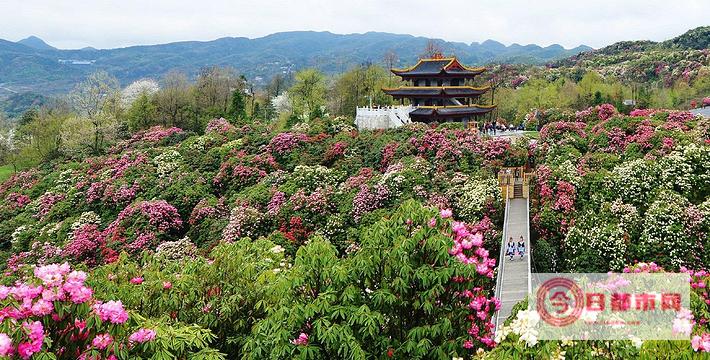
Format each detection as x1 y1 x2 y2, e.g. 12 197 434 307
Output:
330 64 395 116
17 104 71 164
288 69 326 120
126 92 158 130
194 66 243 120
227 89 248 125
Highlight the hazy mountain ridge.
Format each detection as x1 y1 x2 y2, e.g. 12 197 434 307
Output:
0 31 591 96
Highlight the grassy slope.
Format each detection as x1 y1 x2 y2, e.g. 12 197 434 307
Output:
0 165 13 182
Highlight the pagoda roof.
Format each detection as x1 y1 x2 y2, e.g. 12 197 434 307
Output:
391 57 485 77
409 104 496 118
382 85 490 97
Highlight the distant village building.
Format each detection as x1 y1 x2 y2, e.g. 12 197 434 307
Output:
356 54 495 129
58 59 96 65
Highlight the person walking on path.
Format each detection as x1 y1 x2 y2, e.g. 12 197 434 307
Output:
517 235 526 260
506 237 516 261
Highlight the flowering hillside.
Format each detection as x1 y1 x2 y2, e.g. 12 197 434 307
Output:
0 116 526 358
530 105 709 273
486 105 710 358
0 108 708 358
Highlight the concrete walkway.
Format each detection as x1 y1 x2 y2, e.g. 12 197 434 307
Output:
494 198 531 328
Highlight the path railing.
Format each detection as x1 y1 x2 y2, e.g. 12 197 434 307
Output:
493 197 532 330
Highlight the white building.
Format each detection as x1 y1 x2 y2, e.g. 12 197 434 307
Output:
355 105 413 130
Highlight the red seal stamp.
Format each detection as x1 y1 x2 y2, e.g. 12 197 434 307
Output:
536 277 584 327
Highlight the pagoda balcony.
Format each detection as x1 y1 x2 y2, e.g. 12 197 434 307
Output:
382 85 491 98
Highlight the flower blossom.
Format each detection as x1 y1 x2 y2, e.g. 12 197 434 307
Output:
92 333 113 350
290 332 309 346
129 329 156 343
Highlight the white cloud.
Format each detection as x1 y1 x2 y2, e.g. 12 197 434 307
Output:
0 0 706 49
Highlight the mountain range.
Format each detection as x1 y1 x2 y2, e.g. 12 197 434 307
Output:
0 31 591 96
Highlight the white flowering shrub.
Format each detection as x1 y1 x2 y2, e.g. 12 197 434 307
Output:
494 309 541 348
609 199 641 238
564 210 628 271
70 211 102 232
452 176 502 223
155 236 198 260
222 205 267 241
287 165 343 193
554 159 582 188
608 159 660 207
639 191 696 268
658 151 695 193
153 149 183 178
291 122 310 133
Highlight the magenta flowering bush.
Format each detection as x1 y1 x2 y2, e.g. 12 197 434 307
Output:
596 103 617 121
99 200 183 262
205 118 237 135
539 121 587 144
0 263 160 359
268 132 308 155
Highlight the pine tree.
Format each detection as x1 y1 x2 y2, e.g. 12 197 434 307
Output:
227 89 248 125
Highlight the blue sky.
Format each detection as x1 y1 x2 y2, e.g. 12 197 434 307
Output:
0 0 707 49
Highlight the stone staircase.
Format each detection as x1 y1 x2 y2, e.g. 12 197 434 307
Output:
494 198 531 329
513 183 523 198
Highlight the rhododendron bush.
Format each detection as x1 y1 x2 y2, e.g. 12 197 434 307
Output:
489 262 710 358
532 107 709 272
0 117 513 358
0 263 223 359
243 201 499 359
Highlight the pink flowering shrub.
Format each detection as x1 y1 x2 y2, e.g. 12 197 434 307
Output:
110 126 185 153
269 132 308 155
352 184 390 221
575 107 594 122
34 192 65 220
5 193 30 210
323 141 347 164
539 121 587 145
101 200 183 261
63 224 103 266
552 181 576 213
0 263 157 359
596 103 617 121
205 118 237 135
380 142 399 170
213 151 277 189
266 191 287 216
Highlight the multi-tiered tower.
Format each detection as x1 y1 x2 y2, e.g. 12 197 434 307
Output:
383 54 495 124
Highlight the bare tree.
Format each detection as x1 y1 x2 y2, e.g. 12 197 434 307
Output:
155 71 192 127
194 66 243 117
70 71 121 154
421 40 444 59
383 50 398 86
267 74 288 98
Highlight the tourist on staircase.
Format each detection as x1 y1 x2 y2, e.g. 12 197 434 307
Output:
517 235 525 260
506 237 516 261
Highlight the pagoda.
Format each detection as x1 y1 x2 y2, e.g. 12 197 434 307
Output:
382 54 495 124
